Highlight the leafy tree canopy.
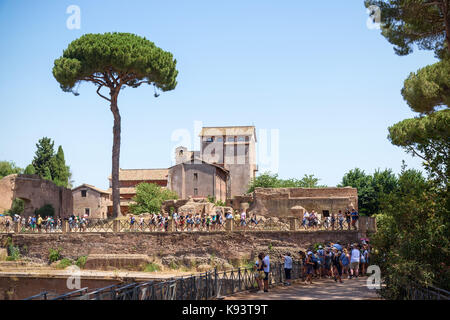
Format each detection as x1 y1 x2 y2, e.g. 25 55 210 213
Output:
388 109 450 186
129 183 178 214
365 0 450 58
0 161 23 179
53 32 178 94
339 168 398 215
401 59 450 114
372 165 449 297
247 172 326 193
23 164 36 175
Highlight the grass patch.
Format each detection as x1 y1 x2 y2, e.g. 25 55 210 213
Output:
75 256 87 269
143 262 161 272
48 248 62 263
6 244 21 261
56 258 73 269
169 261 179 270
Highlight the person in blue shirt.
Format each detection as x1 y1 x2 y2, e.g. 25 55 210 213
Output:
340 249 350 279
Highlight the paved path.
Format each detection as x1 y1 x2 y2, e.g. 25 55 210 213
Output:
225 276 380 300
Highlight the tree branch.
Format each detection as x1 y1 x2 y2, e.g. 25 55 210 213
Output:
96 85 111 102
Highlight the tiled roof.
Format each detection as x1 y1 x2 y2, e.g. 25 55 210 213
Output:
108 169 169 181
72 184 110 195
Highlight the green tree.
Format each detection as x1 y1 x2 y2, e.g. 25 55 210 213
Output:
0 161 23 179
53 32 178 217
35 204 55 218
339 168 375 215
50 146 71 188
23 164 36 175
372 166 450 297
365 0 450 58
388 110 450 186
247 172 326 193
10 198 25 215
129 183 178 214
32 137 55 179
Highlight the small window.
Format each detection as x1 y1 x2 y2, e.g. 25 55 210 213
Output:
85 208 90 215
227 136 234 142
206 137 213 142
217 137 223 142
194 173 198 181
179 150 183 155
81 190 87 197
194 188 198 196
238 136 245 142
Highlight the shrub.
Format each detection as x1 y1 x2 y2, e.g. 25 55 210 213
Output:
10 198 24 215
6 244 20 261
48 248 61 263
169 261 178 270
57 258 73 269
75 256 87 269
143 262 161 272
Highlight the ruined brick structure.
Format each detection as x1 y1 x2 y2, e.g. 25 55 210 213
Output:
72 184 110 219
230 187 358 218
0 174 73 218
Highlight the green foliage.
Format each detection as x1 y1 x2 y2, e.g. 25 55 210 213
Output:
247 172 326 193
339 168 398 215
6 244 20 261
207 195 226 207
169 261 178 270
23 164 36 175
371 166 450 297
48 248 62 263
10 198 25 215
388 109 449 186
31 137 71 187
32 137 55 179
57 258 73 269
143 262 161 272
52 32 178 93
0 161 23 179
35 204 54 218
75 256 87 269
129 183 178 214
401 59 450 114
51 146 71 188
365 0 450 58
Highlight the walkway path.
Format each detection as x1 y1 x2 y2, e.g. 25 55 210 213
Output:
225 276 380 300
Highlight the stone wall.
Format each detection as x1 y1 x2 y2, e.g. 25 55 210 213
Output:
0 174 73 218
230 187 358 217
1 230 366 267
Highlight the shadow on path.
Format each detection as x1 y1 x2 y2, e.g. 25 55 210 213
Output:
224 276 380 300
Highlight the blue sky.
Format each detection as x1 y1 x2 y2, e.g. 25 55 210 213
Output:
0 0 437 190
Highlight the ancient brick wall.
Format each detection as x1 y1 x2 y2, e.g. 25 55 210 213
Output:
0 174 73 218
1 230 366 265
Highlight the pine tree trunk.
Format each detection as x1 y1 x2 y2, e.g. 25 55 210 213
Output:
110 94 121 218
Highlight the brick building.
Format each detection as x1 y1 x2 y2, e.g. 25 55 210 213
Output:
72 184 110 219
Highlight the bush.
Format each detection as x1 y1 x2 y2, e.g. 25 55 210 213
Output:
143 262 161 272
10 198 24 215
75 256 87 269
169 261 178 270
57 258 73 269
48 248 61 263
6 244 20 261
35 204 54 217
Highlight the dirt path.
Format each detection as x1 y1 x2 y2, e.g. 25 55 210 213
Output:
224 276 380 300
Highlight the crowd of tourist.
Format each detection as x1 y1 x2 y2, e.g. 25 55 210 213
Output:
302 209 359 230
252 239 371 293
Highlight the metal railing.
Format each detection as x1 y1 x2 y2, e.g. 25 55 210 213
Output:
1 217 368 234
24 262 304 300
400 282 450 300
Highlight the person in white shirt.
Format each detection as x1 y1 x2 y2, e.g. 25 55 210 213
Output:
240 209 247 229
350 244 361 278
283 252 293 286
263 254 270 292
